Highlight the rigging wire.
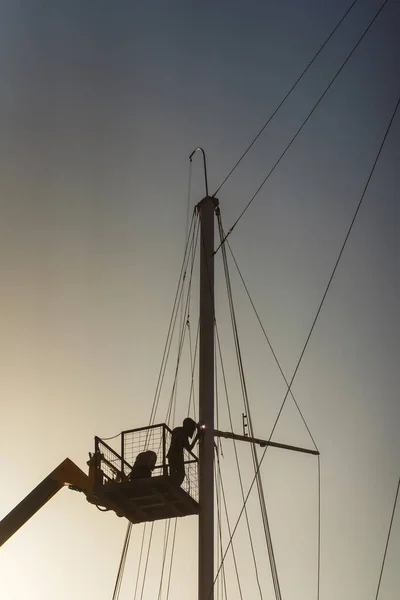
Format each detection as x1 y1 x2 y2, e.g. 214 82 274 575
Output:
213 0 361 196
111 522 132 600
138 178 199 600
214 448 229 600
217 211 282 600
148 209 198 426
268 91 400 445
215 323 264 598
225 237 319 451
171 161 197 428
186 318 200 420
375 477 400 600
157 519 172 600
165 519 178 600
317 456 321 600
139 522 155 600
214 0 390 253
148 215 199 599
215 448 244 600
210 88 400 599
113 167 199 600
129 216 198 600
165 218 200 424
133 524 148 600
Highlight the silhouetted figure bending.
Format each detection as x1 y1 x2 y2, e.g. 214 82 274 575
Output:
167 418 199 486
129 450 157 480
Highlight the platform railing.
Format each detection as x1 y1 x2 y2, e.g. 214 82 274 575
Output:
121 424 199 502
94 436 132 486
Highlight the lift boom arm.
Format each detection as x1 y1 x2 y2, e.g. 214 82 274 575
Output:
0 458 92 547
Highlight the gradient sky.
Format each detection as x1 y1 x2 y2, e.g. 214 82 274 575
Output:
0 1 399 599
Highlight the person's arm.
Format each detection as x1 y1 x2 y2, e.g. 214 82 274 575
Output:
188 431 199 452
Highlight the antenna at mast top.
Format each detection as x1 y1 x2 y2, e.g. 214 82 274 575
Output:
189 147 209 197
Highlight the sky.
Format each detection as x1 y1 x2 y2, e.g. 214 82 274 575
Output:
0 1 399 599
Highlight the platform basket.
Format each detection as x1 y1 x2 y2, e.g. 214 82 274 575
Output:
92 423 199 523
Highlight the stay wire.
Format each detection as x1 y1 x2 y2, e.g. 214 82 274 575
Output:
317 455 321 600
269 90 400 445
171 161 196 427
225 235 318 451
149 209 198 425
213 0 361 196
152 185 198 598
133 524 148 600
139 522 155 600
215 323 264 599
215 448 244 600
186 318 200 420
217 212 282 600
112 522 132 600
157 519 172 600
375 477 400 600
158 213 199 597
215 0 390 253
165 519 178 600
165 218 200 424
114 173 198 600
164 215 198 424
136 219 196 598
211 88 400 598
214 451 228 600
162 213 199 425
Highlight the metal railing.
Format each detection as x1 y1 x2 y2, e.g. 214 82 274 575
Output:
121 424 199 502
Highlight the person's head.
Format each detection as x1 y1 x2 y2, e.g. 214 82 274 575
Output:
183 417 197 437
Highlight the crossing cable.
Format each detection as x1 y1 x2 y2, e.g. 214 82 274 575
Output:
214 0 390 253
215 336 223 600
139 522 155 600
217 210 282 600
172 163 197 428
165 519 178 600
133 524 148 600
111 522 132 600
225 236 318 451
215 323 264 599
130 195 198 600
148 209 198 426
159 218 199 597
157 519 172 600
154 182 200 597
215 448 244 600
163 213 199 425
165 218 200 424
210 89 400 600
214 449 229 600
144 203 199 599
266 90 400 446
213 0 361 197
375 477 400 600
112 173 199 600
317 456 321 600
186 318 200 420
217 224 321 598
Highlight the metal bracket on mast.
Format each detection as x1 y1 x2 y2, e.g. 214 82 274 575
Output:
189 147 209 197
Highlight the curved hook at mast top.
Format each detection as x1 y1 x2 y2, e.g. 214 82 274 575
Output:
189 147 209 197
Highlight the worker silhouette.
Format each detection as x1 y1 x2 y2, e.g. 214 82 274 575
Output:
167 418 199 486
129 450 157 480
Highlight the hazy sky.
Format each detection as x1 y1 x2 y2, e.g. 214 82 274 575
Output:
0 1 399 599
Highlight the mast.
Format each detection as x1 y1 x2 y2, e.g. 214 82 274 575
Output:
197 195 218 600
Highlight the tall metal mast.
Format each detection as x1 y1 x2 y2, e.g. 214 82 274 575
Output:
197 194 218 600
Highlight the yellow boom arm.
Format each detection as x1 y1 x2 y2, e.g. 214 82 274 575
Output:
0 458 92 547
